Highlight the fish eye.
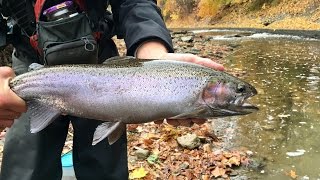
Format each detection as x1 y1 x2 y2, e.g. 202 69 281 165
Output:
237 83 246 93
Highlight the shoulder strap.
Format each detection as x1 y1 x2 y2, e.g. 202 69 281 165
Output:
74 0 86 11
34 0 46 22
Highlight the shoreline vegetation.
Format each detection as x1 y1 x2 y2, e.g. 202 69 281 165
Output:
161 0 320 31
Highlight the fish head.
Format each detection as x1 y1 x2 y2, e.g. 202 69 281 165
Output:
201 75 258 116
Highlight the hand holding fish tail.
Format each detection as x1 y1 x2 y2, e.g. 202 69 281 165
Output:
0 67 27 127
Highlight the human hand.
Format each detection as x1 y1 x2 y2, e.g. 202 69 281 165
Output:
135 40 225 71
0 67 27 128
136 40 224 126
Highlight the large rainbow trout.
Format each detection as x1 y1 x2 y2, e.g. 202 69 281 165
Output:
9 57 258 145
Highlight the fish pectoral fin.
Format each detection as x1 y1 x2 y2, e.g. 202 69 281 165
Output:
170 107 208 119
28 100 61 133
92 121 126 146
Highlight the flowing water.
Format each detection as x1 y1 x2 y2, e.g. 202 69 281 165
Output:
193 29 320 179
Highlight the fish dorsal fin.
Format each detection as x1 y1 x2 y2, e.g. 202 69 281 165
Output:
92 121 126 145
27 100 61 133
102 56 152 68
102 56 135 64
28 63 44 71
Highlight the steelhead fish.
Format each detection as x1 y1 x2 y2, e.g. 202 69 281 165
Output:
9 57 258 145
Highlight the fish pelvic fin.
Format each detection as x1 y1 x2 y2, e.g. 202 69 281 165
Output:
92 121 126 146
28 100 61 133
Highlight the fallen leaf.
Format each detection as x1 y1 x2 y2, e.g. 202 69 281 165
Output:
286 170 298 179
202 175 210 180
228 156 241 166
127 124 139 131
129 167 148 179
211 167 226 178
143 138 154 147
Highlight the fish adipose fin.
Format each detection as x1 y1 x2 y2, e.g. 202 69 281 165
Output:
92 121 126 145
28 100 61 133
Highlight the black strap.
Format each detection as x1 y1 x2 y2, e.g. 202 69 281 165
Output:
4 0 35 36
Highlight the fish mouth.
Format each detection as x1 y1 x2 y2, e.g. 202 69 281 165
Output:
230 102 259 115
206 95 258 117
227 95 259 115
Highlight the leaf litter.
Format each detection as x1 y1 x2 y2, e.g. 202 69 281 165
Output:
126 122 252 179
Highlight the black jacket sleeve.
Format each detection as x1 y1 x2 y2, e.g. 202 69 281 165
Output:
110 0 174 56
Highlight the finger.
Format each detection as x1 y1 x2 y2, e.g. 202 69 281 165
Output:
163 53 225 71
193 58 225 71
166 119 180 126
0 119 14 128
0 110 21 119
0 82 27 113
6 89 27 114
0 67 16 79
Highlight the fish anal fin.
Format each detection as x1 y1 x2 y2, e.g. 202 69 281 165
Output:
92 121 126 145
27 100 61 133
108 124 126 145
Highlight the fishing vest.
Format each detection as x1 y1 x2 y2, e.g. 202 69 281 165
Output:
3 0 114 65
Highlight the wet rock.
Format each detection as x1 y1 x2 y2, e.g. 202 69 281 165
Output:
230 175 248 180
247 157 266 171
181 35 194 43
229 170 239 176
177 133 201 150
128 155 138 163
134 148 150 160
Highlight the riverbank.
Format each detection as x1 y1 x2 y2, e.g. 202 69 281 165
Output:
165 0 320 31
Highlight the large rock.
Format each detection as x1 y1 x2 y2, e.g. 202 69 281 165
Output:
134 148 150 160
177 133 201 150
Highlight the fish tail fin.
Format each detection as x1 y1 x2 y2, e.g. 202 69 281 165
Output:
92 121 126 145
27 100 61 133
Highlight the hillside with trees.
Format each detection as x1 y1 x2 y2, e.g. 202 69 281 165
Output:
159 0 320 30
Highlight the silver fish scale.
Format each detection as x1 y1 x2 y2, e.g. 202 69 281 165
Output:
10 60 218 123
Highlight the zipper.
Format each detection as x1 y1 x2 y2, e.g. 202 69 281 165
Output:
82 37 95 52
